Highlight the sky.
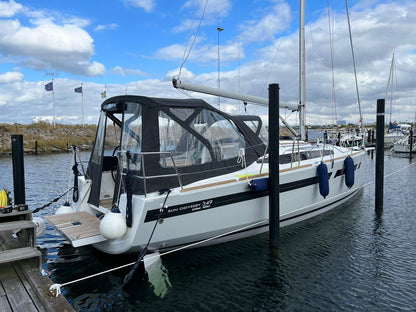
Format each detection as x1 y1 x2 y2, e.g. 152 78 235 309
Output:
1 0 416 126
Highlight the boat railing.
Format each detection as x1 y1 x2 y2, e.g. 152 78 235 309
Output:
290 139 301 168
119 151 183 196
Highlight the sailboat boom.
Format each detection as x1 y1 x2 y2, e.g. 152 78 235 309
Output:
173 78 299 136
172 78 299 111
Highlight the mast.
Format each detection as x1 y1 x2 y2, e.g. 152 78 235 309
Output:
385 52 395 125
299 0 306 140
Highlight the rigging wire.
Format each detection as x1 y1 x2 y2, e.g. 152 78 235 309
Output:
327 0 338 130
258 0 296 118
237 0 241 114
393 56 399 122
263 0 295 93
385 52 395 124
345 0 363 132
178 0 209 79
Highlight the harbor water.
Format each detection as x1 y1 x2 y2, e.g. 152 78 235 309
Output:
1 150 416 311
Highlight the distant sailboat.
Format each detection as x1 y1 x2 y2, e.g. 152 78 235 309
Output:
384 52 410 147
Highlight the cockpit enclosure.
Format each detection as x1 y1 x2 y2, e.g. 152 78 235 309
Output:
86 95 267 207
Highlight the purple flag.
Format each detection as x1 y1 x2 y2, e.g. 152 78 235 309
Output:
74 86 82 93
45 81 53 91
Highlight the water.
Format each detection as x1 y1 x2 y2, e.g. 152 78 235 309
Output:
1 151 416 311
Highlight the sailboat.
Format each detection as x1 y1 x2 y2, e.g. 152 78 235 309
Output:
384 53 411 147
392 126 415 153
45 0 366 255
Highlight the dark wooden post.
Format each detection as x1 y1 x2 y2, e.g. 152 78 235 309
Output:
11 134 26 205
268 83 280 249
375 99 384 211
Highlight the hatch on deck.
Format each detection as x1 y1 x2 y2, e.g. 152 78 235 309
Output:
46 211 107 247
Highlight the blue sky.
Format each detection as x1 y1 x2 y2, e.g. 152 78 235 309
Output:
1 0 416 126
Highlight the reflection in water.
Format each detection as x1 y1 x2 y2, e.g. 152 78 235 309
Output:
145 257 172 298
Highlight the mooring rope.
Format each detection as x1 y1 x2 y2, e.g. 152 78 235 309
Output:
32 187 73 213
48 218 268 298
48 155 416 298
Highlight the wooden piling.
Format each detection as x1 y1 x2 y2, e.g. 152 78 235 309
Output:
11 135 25 206
268 83 280 249
375 99 385 211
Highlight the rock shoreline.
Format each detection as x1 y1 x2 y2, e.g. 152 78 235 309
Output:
0 122 97 156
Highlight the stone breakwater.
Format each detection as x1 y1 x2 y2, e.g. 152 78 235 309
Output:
0 123 98 155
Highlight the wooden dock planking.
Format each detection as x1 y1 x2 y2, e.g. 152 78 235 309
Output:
14 259 74 312
0 209 75 311
0 261 74 312
1 263 39 312
0 280 12 312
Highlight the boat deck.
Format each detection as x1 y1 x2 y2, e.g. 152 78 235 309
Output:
46 211 107 247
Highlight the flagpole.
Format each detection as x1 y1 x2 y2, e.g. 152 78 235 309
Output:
81 82 84 127
52 78 55 127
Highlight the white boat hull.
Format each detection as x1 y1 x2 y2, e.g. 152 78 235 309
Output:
92 150 365 254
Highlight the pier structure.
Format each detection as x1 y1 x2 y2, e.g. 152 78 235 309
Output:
0 134 74 311
0 208 74 311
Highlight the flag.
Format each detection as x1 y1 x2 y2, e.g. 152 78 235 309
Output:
45 81 53 91
101 90 106 98
74 86 82 93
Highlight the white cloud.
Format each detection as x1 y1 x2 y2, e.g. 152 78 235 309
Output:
82 61 106 76
0 71 24 83
154 41 242 64
174 0 232 33
0 18 105 76
94 23 119 32
110 66 146 77
239 2 292 44
0 0 22 18
1 1 416 126
154 44 188 60
165 67 195 81
164 1 416 125
122 0 155 12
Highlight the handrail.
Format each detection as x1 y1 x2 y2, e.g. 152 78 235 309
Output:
119 150 183 196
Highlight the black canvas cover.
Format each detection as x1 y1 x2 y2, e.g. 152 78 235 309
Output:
87 95 267 206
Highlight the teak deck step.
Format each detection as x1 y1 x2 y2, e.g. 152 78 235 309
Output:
0 247 41 265
0 220 35 232
46 211 107 247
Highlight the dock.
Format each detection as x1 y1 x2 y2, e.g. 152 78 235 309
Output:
0 208 74 312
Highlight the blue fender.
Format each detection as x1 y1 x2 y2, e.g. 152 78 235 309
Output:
249 177 269 192
317 162 329 198
344 156 355 188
